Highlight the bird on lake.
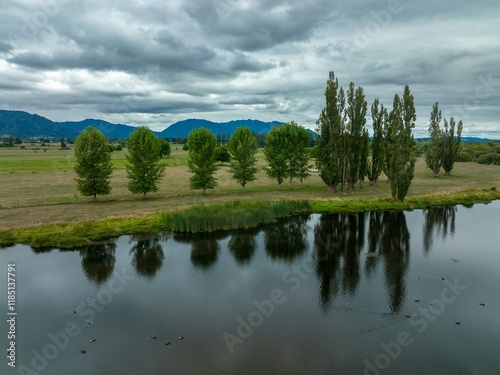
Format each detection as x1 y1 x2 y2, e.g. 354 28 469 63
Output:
479 303 485 306
179 336 184 340
455 322 461 325
87 321 93 325
165 341 171 346
151 336 157 339
90 339 96 342
80 350 86 354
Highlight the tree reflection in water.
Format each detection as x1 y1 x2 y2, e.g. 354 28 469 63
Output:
314 213 365 311
228 227 260 266
264 215 309 263
314 211 410 313
80 242 117 286
378 211 410 313
422 206 457 254
129 234 165 279
174 232 228 270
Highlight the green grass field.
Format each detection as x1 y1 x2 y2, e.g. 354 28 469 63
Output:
0 142 499 246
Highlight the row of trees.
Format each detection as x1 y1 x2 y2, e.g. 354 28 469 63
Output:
74 121 315 199
74 126 166 200
315 71 417 201
426 103 463 176
74 73 466 201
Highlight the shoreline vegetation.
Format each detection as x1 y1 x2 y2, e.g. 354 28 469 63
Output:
1 188 498 249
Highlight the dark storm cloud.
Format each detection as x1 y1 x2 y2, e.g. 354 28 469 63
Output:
0 0 499 137
184 0 334 51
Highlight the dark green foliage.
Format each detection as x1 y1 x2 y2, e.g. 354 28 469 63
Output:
457 151 472 162
367 98 385 185
346 82 368 189
477 153 500 165
315 71 346 192
316 72 371 192
2 136 14 147
125 127 165 196
187 127 218 193
426 102 443 177
253 132 266 148
384 86 417 201
74 126 113 201
460 142 500 161
160 139 171 157
228 126 258 189
182 144 189 151
264 122 311 187
442 117 463 175
215 145 231 165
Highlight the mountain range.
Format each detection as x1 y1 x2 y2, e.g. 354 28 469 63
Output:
0 110 284 139
0 110 495 142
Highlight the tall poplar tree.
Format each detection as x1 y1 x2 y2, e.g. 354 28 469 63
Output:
74 126 113 201
315 71 346 192
384 85 417 201
126 126 165 197
442 117 463 175
367 98 385 185
346 82 368 190
426 102 443 177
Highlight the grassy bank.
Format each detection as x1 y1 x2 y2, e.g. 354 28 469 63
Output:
1 189 498 249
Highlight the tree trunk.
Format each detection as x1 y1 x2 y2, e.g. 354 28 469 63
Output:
433 172 439 178
445 171 451 176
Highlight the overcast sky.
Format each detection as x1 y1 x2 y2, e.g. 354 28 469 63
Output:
1 0 499 137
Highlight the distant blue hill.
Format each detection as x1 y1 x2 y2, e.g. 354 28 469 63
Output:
59 119 139 139
1 110 493 142
159 119 283 138
0 110 288 139
0 110 78 138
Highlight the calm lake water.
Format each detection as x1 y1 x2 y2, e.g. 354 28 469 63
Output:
1 202 500 375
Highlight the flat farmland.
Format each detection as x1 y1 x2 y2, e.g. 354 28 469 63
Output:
0 143 499 229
